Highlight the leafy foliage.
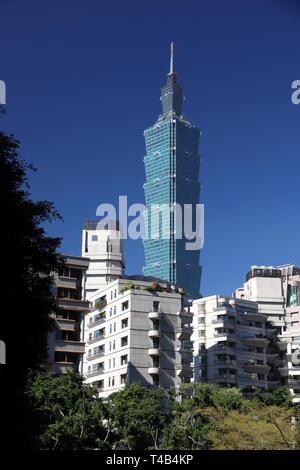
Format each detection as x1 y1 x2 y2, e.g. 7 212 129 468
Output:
106 384 173 449
25 375 298 450
27 372 109 450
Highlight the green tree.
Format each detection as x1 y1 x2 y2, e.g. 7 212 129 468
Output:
106 384 174 450
0 132 63 449
160 410 212 450
27 372 109 450
270 387 293 408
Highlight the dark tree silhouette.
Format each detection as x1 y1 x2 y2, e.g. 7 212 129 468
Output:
0 132 63 449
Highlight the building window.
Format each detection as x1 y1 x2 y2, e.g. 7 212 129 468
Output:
94 379 103 390
122 318 128 329
121 336 128 347
92 235 98 241
113 340 116 350
152 375 159 387
122 301 129 311
121 354 128 365
114 306 117 315
110 308 112 317
113 322 116 332
109 341 112 351
199 330 205 337
110 324 112 334
153 301 160 312
112 376 115 387
198 317 205 324
108 377 111 387
57 287 81 300
120 373 126 384
114 289 117 298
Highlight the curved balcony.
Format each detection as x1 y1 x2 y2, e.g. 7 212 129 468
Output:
176 364 193 378
148 329 160 338
148 367 160 375
87 334 105 344
149 311 160 320
176 326 193 341
242 337 269 347
88 317 105 329
242 363 270 373
148 348 160 356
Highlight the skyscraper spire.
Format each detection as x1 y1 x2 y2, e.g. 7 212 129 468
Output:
169 41 174 75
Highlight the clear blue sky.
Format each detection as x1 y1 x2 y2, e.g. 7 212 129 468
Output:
1 0 300 296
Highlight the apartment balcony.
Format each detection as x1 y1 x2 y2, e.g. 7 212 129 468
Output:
148 329 160 338
242 363 270 374
180 350 193 362
213 331 228 338
288 379 300 387
213 374 237 384
55 340 85 354
87 334 105 344
242 337 269 348
239 378 267 388
267 379 281 387
56 319 78 331
52 362 76 374
176 364 193 378
87 352 104 361
148 348 160 356
176 326 193 340
58 298 90 312
149 311 160 320
148 367 160 375
212 318 224 325
213 345 236 354
177 340 194 352
277 341 287 351
213 360 237 367
177 309 193 320
86 369 104 378
278 366 289 377
88 317 105 328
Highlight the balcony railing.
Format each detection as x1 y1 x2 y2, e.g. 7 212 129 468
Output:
86 369 104 378
87 351 104 361
87 334 105 344
88 317 106 328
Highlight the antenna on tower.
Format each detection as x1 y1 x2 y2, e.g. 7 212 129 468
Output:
169 42 174 75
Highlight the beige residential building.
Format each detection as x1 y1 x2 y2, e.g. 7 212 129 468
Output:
236 265 300 402
47 255 90 375
82 220 125 300
191 295 269 389
83 277 193 397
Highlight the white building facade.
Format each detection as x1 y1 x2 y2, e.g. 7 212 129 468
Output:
82 220 125 300
191 295 269 389
83 278 193 397
236 265 300 402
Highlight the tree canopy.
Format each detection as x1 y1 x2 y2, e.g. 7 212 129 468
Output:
0 132 63 449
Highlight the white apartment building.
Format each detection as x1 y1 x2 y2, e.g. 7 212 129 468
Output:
82 220 125 300
83 277 193 397
236 265 300 402
235 266 286 332
191 295 269 389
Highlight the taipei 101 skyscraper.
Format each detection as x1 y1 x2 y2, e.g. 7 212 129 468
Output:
142 43 202 299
